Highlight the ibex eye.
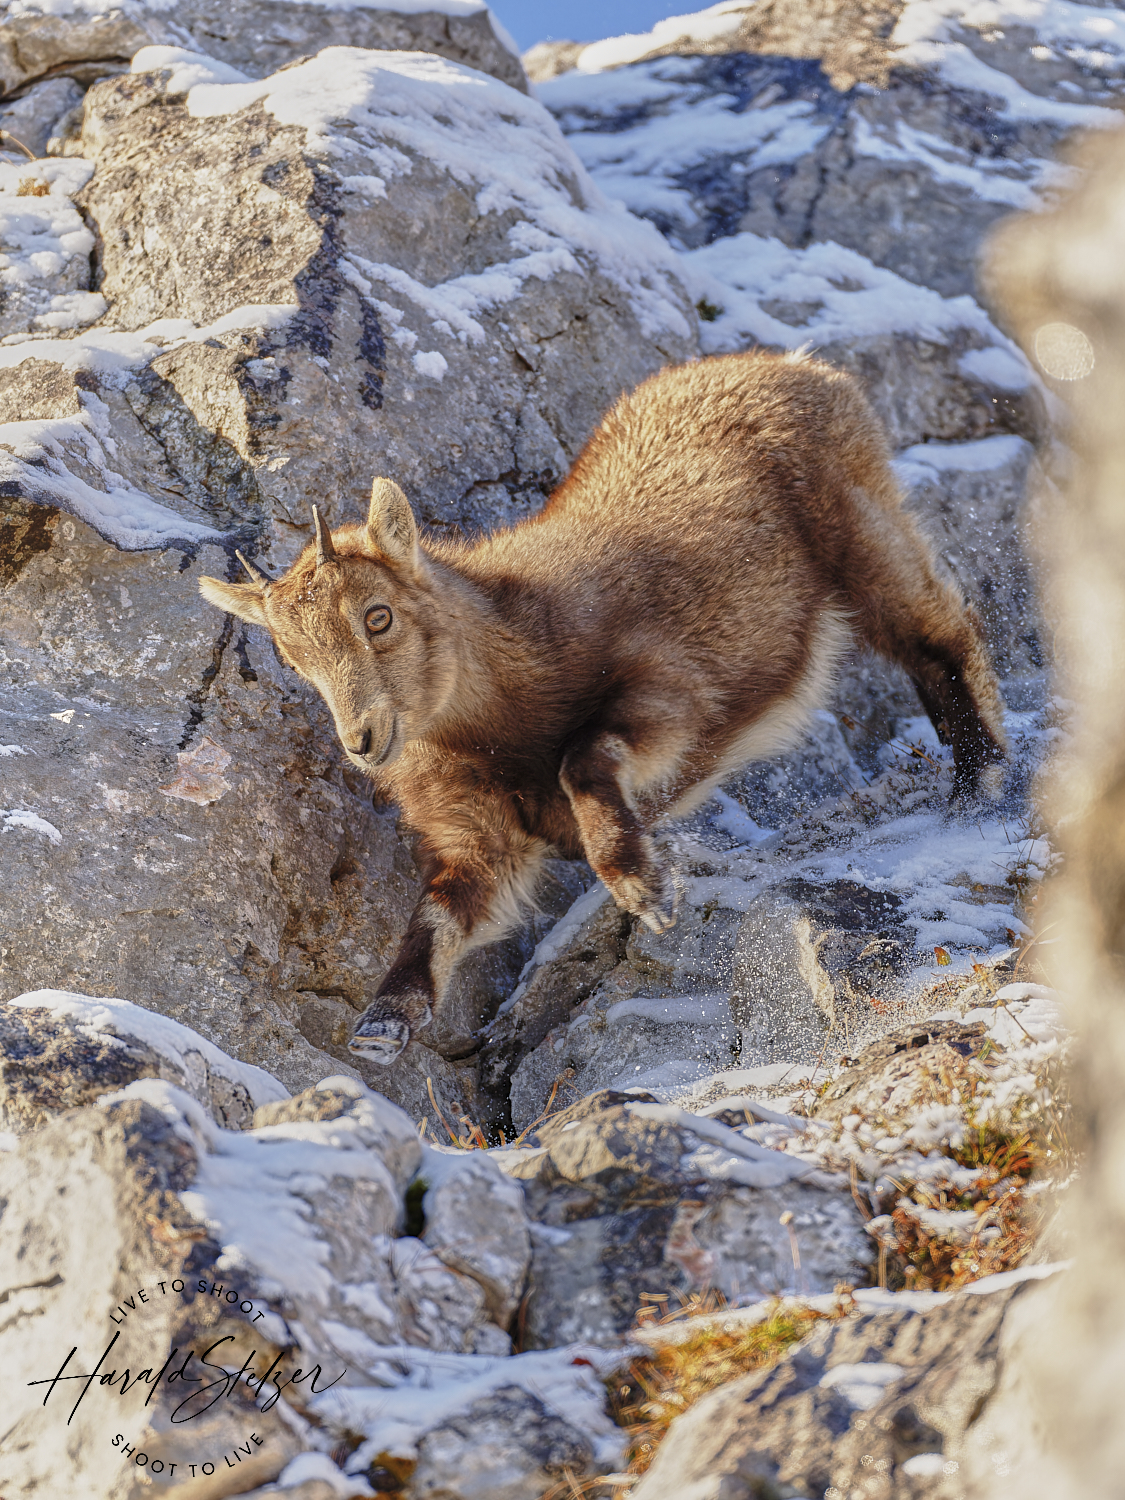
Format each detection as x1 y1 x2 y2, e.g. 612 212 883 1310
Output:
365 605 392 635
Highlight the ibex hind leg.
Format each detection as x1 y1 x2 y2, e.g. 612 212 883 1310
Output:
841 491 1007 803
908 641 1007 805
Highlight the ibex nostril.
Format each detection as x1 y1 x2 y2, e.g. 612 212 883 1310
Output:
347 728 372 757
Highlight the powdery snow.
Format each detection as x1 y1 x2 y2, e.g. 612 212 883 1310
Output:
894 435 1034 498
0 303 295 550
539 55 836 239
0 157 106 335
605 993 731 1026
891 0 1125 125
131 45 252 91
819 1361 906 1408
895 0 1125 76
678 232 1035 372
182 48 692 343
571 3 749 74
316 1344 627 1472
851 114 1069 211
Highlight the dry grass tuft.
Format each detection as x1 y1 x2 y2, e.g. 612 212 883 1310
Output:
872 1052 1072 1291
607 1298 830 1478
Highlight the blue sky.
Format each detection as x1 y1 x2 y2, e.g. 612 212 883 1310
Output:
488 1 693 50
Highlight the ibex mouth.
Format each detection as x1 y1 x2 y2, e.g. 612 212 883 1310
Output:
344 717 400 770
373 717 400 766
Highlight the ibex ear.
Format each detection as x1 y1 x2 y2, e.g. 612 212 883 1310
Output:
198 576 269 628
367 477 420 572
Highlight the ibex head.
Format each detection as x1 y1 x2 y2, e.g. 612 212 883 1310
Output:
200 478 457 772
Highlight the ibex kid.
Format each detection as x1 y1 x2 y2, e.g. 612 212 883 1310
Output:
200 350 1007 1063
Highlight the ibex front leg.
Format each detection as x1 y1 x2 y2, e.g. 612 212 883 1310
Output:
560 727 677 934
350 824 545 1063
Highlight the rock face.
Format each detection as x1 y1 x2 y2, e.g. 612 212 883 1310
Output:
0 1014 636 1494
811 1017 990 1127
0 1 527 96
408 1387 595 1500
732 879 915 1066
0 1094 307 1500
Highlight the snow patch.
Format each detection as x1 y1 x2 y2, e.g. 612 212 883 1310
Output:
131 46 251 91
573 3 748 73
316 1344 626 1472
820 1362 906 1408
411 349 447 380
679 233 1034 377
1 810 61 843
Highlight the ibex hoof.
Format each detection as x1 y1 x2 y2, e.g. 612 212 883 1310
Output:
638 903 677 935
349 1015 410 1064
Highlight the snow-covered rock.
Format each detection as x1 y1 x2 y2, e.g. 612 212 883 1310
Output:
506 1089 872 1347
1 988 289 1131
0 1 1098 1489
0 1091 308 1500
0 0 527 97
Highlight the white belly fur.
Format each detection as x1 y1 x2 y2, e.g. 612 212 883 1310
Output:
658 605 855 822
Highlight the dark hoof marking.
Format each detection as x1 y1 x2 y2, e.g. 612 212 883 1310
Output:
638 900 677 935
349 1016 410 1064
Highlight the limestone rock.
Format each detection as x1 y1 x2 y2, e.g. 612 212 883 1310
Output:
168 3 527 92
408 1386 595 1500
69 51 693 550
510 1092 870 1348
510 991 738 1135
523 40 586 85
0 77 84 160
0 0 527 97
631 1276 1042 1500
480 890 633 1105
0 523 420 1104
252 1074 422 1190
0 989 289 1132
154 1075 514 1361
543 5 1125 288
421 1150 531 1324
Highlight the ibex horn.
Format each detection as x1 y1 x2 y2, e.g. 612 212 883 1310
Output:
312 504 337 569
235 549 274 586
